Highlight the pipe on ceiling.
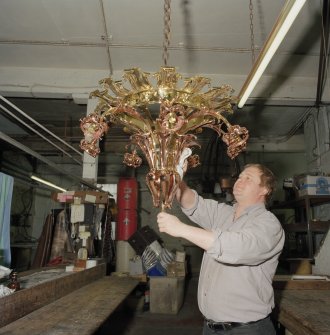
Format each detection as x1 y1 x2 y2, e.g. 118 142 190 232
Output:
0 131 101 191
0 95 83 157
0 103 82 165
99 0 113 75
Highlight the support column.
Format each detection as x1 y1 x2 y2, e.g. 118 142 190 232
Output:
82 98 99 184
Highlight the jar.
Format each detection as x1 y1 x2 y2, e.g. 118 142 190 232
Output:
7 271 20 291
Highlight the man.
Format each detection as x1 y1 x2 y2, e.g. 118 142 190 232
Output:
157 164 285 335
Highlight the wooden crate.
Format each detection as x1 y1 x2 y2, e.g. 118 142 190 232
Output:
150 276 185 314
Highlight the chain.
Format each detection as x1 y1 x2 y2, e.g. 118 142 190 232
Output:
249 0 255 64
163 0 171 66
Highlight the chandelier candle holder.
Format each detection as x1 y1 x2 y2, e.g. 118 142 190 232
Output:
80 66 249 209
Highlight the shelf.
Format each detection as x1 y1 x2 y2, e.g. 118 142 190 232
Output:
283 221 330 233
271 195 330 260
271 195 330 210
310 220 330 232
51 191 109 204
11 242 38 249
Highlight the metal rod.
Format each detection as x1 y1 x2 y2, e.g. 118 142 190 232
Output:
99 0 113 75
0 131 101 191
0 95 83 156
0 103 82 165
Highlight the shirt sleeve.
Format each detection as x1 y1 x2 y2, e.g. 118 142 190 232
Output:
207 211 285 266
182 191 233 230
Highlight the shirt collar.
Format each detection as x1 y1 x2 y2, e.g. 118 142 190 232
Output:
233 202 266 216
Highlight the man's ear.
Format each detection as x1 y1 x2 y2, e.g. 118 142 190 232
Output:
260 187 269 196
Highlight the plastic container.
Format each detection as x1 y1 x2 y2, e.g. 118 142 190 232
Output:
147 263 166 276
115 240 136 273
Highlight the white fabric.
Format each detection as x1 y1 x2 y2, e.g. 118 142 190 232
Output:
70 204 85 223
176 148 192 179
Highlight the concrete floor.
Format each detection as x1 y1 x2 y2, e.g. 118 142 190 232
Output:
96 275 203 335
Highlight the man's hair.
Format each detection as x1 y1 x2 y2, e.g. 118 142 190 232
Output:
244 163 276 203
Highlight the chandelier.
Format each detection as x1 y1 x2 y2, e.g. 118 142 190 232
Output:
80 1 249 209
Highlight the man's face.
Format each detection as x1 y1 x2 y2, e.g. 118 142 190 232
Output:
233 166 268 203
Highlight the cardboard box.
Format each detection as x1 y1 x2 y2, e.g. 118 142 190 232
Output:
296 175 330 196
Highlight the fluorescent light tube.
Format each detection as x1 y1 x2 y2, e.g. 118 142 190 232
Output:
237 0 307 108
31 175 67 192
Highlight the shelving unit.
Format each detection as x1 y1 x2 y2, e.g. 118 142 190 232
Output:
51 191 109 204
271 195 330 259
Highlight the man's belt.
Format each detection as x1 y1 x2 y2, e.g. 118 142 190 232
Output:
205 315 269 331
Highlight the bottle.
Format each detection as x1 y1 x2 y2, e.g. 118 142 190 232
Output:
143 282 150 312
77 231 91 261
77 237 88 260
7 271 20 291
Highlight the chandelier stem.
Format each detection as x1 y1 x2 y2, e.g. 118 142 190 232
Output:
163 0 171 66
249 0 256 64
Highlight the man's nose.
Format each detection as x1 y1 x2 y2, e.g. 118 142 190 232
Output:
234 180 240 187
235 178 244 186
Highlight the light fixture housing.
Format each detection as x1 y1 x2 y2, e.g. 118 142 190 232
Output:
237 0 307 108
30 174 67 192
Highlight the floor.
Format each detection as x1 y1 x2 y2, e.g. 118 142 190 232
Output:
96 275 204 335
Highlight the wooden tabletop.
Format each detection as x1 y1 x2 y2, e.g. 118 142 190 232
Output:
275 289 330 335
0 275 138 335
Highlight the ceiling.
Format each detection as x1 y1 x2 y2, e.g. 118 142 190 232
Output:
0 0 329 177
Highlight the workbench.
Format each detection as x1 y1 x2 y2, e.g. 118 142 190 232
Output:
274 276 330 335
0 275 138 335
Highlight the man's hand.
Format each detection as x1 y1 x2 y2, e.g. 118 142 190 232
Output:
157 211 215 251
157 212 186 238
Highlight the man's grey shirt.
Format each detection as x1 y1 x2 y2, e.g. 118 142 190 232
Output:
182 191 285 323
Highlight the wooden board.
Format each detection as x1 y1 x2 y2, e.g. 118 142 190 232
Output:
273 275 330 290
275 289 330 335
0 264 106 327
0 276 138 335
